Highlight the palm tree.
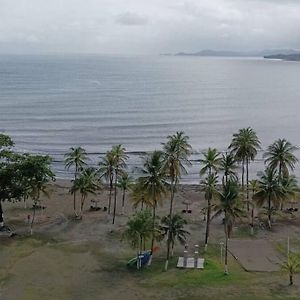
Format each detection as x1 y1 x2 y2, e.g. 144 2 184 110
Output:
282 254 300 285
159 214 190 257
99 150 115 214
111 144 128 225
200 148 221 176
264 139 298 181
163 131 192 270
201 173 218 251
248 179 259 235
130 182 147 211
64 147 88 217
220 152 238 185
229 127 261 203
214 180 243 274
280 174 299 210
123 209 153 269
71 167 100 218
118 172 134 215
253 168 284 229
138 151 168 264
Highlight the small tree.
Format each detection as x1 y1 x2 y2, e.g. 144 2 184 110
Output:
24 155 55 235
118 172 134 215
123 209 153 269
71 167 100 219
64 147 88 217
282 254 300 286
159 214 190 257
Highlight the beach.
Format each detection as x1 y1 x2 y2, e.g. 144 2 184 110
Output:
1 179 300 299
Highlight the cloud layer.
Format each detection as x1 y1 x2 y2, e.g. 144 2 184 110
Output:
0 0 300 54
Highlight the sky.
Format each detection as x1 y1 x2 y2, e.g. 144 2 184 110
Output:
0 0 300 54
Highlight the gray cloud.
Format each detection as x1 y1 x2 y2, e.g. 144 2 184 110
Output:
0 0 299 54
116 12 148 26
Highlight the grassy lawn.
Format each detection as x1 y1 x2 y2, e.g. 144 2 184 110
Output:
1 237 300 300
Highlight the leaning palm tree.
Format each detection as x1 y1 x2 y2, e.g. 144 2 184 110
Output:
214 180 243 275
200 148 221 176
159 214 190 257
163 131 192 270
111 144 128 224
118 172 134 215
99 150 115 214
253 168 284 229
264 139 298 181
201 173 218 251
220 152 238 185
229 127 261 203
281 254 300 286
64 147 88 217
138 150 168 264
70 167 100 218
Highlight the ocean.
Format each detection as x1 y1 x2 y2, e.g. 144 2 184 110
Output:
1 54 300 183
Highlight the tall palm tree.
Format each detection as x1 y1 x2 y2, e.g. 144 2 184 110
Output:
118 172 134 215
249 179 259 235
111 144 128 225
281 254 300 285
220 152 238 185
201 173 218 251
99 150 115 214
229 127 261 203
71 167 100 218
264 139 298 181
200 148 221 176
64 147 88 217
214 180 243 275
159 214 190 257
138 150 168 264
253 168 284 229
163 131 192 270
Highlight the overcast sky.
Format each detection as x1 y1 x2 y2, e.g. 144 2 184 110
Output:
0 0 300 54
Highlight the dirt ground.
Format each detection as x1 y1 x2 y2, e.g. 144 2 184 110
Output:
1 180 300 300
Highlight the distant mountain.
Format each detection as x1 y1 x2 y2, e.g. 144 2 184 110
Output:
264 53 300 61
173 49 300 58
175 50 247 57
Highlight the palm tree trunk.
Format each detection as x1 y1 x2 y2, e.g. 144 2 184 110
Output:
112 170 118 224
224 213 229 275
148 202 156 266
204 196 211 252
73 165 78 217
122 188 126 215
241 159 245 190
79 195 85 218
30 201 36 235
251 207 254 235
108 176 113 214
289 273 293 285
246 158 249 211
268 195 272 229
0 200 4 227
224 232 229 275
165 177 176 271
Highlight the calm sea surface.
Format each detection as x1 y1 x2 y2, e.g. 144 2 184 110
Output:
1 54 300 183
